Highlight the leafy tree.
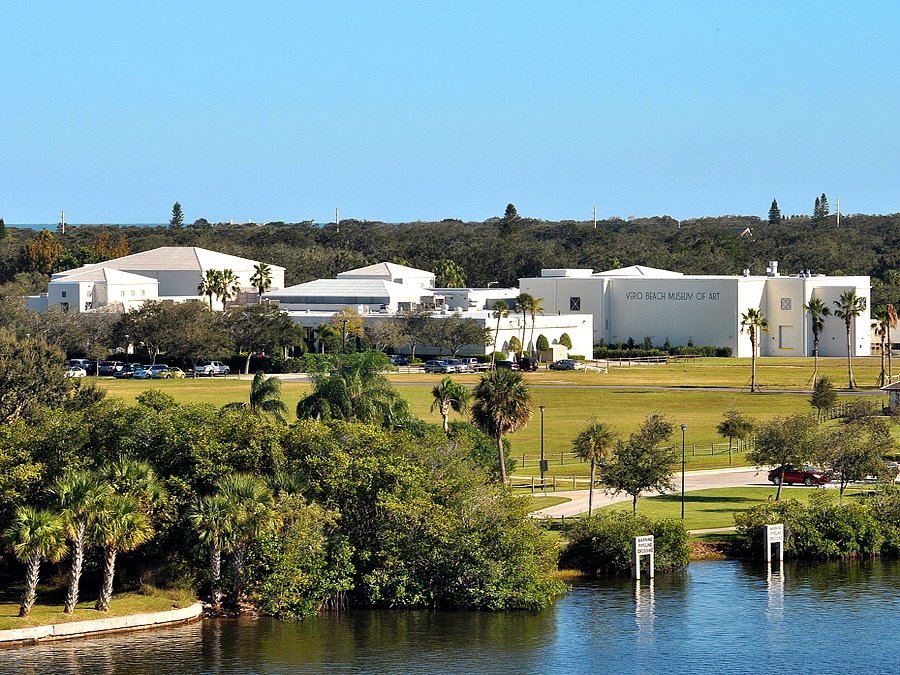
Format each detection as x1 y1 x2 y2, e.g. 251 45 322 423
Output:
601 413 676 514
559 332 573 350
571 419 618 516
25 229 63 275
4 506 68 617
170 201 184 228
0 217 8 240
161 301 230 369
803 297 831 386
364 320 410 353
508 335 522 357
809 376 837 423
329 306 365 353
430 376 472 432
768 198 782 225
818 419 895 502
226 302 298 373
716 409 754 465
740 308 769 392
54 470 111 613
297 352 410 426
471 368 534 484
433 258 466 288
430 315 491 356
398 308 434 362
188 494 235 608
0 333 71 424
833 289 866 389
93 232 129 260
490 300 509 366
93 493 154 611
249 262 273 299
746 414 817 500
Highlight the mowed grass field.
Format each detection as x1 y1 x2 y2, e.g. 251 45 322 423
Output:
97 355 892 477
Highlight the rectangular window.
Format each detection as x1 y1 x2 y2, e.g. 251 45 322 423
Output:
121 291 126 297
130 290 135 297
570 297 581 311
141 290 146 296
61 291 67 298
779 326 794 349
781 298 792 311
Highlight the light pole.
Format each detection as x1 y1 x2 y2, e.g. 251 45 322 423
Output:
539 405 546 492
681 424 687 520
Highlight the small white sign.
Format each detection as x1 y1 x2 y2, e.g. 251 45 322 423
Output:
766 524 784 543
635 535 654 555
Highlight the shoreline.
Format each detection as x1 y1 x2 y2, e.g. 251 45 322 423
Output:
0 602 204 647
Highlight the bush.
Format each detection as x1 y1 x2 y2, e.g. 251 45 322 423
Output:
559 511 690 575
733 492 884 559
567 354 585 361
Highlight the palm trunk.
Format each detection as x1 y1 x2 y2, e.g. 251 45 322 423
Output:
728 438 733 466
96 546 117 611
64 522 86 614
812 332 820 386
632 493 638 515
496 434 507 483
19 551 41 618
492 319 501 364
520 313 527 356
889 322 894 383
210 544 222 608
750 331 758 392
846 322 855 389
232 545 245 602
588 460 596 517
244 351 252 375
441 401 450 432
879 335 886 386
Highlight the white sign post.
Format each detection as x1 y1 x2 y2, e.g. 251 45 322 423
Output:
764 524 784 563
632 535 655 580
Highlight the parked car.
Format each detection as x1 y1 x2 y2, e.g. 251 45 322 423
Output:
446 358 469 373
68 359 95 375
194 361 231 376
65 366 87 378
767 465 830 486
495 360 520 370
154 366 186 379
549 359 584 371
113 363 145 379
134 364 168 379
389 356 410 366
98 360 125 376
517 356 539 371
424 359 457 374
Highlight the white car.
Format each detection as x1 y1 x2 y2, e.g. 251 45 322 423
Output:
194 361 231 376
65 367 87 378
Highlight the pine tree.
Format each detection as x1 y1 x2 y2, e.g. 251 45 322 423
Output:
813 196 822 221
0 218 7 239
767 199 781 225
500 203 521 237
820 193 829 217
170 202 184 228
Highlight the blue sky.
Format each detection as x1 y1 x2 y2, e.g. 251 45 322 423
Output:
3 2 899 225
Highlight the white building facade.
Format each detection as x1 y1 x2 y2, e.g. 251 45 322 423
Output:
520 263 870 358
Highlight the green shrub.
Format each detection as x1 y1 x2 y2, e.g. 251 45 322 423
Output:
567 354 585 361
559 511 690 575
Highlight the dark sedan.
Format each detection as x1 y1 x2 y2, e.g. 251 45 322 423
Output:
767 465 830 486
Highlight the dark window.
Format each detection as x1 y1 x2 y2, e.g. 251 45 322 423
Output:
570 297 581 311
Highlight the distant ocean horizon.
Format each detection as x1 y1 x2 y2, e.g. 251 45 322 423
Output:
12 223 167 231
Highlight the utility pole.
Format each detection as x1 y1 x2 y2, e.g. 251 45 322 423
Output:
593 206 597 229
836 198 840 227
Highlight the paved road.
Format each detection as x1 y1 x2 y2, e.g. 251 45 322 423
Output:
528 467 778 518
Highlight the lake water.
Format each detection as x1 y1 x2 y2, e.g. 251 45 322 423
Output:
5 559 900 674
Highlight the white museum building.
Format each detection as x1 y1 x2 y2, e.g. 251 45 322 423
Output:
519 262 871 358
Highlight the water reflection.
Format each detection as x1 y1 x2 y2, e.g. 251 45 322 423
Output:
5 560 900 675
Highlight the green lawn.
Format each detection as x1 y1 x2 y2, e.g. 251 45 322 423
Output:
526 495 572 511
0 584 195 631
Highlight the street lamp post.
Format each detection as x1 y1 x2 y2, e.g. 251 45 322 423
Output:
539 405 546 492
681 424 687 520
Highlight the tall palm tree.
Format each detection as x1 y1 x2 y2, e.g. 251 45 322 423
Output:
101 456 164 513
803 297 830 386
873 306 888 386
216 269 242 311
198 269 222 310
887 304 898 383
4 506 68 617
740 308 769 393
571 420 618 516
54 470 111 614
215 473 279 602
249 262 273 300
528 296 546 355
490 300 509 366
93 494 154 611
430 376 472 432
249 371 288 422
471 368 534 483
514 293 534 357
188 494 235 608
833 289 867 390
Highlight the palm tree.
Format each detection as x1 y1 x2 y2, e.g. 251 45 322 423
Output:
873 306 888 386
101 456 164 512
198 269 222 310
887 304 898 383
430 376 472 432
216 269 242 311
833 289 867 390
571 420 618 516
514 293 534 356
471 368 534 483
249 262 273 300
188 494 235 608
249 371 288 422
215 473 279 602
740 308 769 393
803 297 831 386
54 470 110 614
490 300 509 366
4 506 68 617
93 494 154 611
528 296 546 355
